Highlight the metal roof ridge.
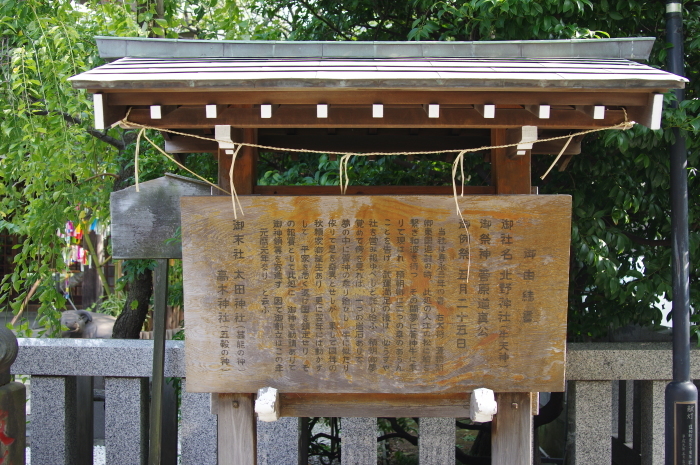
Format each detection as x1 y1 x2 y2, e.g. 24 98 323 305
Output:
94 37 656 61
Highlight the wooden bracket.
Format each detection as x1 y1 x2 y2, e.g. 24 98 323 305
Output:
627 93 664 130
575 105 606 120
93 93 126 130
214 125 236 151
205 104 227 119
149 105 178 120
506 126 538 158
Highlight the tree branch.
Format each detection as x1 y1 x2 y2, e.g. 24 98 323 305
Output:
296 0 354 40
31 107 125 150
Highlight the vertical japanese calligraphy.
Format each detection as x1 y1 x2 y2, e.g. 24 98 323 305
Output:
182 195 571 394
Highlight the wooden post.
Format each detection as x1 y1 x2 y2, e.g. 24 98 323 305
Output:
149 258 169 465
490 128 534 465
218 394 257 465
491 128 531 195
217 126 258 464
492 393 533 465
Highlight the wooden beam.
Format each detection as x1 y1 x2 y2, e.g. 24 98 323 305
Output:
506 126 538 158
532 134 583 155
576 105 606 120
105 89 655 107
124 106 629 130
253 185 495 195
164 135 217 153
491 128 531 194
216 394 257 465
492 392 533 465
279 393 471 417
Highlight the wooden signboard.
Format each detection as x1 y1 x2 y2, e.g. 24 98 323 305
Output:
182 195 571 393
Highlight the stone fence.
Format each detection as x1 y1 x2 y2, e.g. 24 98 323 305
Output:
11 339 694 464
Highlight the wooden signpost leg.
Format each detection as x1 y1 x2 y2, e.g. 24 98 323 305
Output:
217 394 257 465
491 128 535 465
149 258 169 465
492 392 533 465
216 125 258 464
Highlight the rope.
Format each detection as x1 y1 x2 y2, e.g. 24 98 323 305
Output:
119 109 635 285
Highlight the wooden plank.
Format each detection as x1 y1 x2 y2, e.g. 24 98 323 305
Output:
76 376 94 465
149 259 169 465
103 89 654 108
217 393 257 465
492 392 533 465
253 185 495 195
492 129 531 195
124 106 629 130
110 174 211 259
182 195 571 394
280 393 470 418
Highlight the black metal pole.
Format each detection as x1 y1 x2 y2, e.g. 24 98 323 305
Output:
665 1 698 464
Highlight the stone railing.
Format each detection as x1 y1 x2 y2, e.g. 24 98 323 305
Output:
11 339 694 464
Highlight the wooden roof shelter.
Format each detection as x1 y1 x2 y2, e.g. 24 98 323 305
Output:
70 37 687 465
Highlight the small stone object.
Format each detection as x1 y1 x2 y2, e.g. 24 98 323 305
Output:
470 388 498 423
255 387 280 422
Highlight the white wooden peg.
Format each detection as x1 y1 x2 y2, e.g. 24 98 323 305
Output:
255 387 280 422
527 104 550 119
476 104 496 119
214 125 236 150
593 105 605 120
206 104 218 119
261 104 277 119
424 103 439 118
372 104 384 118
317 104 329 118
470 388 497 423
93 93 105 130
150 105 162 119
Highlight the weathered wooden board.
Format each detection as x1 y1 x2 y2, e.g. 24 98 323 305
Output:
110 173 211 259
182 195 571 393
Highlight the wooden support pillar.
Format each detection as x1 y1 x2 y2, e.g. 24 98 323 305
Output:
216 125 258 195
490 128 534 465
492 393 533 465
216 120 258 464
491 128 531 195
217 394 257 465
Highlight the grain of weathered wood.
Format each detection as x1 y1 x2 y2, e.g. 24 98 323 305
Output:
217 393 256 465
110 174 211 259
280 393 470 418
182 195 571 394
492 392 533 465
